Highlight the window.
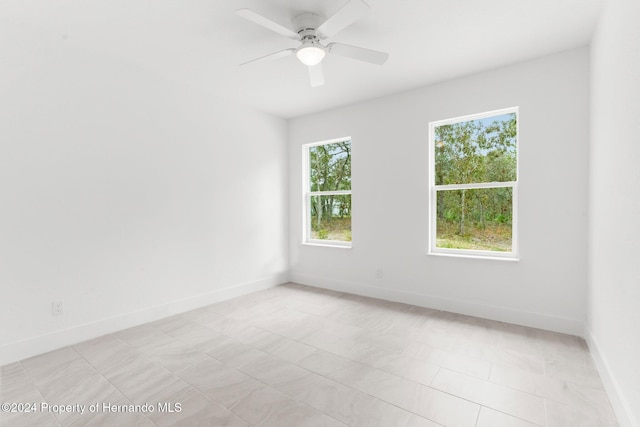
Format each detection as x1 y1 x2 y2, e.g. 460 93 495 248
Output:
429 108 518 259
302 137 352 247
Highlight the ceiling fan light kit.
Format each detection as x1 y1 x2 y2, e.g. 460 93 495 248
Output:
235 0 389 87
296 42 326 66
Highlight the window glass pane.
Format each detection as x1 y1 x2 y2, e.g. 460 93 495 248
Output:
434 113 516 185
309 141 351 192
436 187 512 252
310 195 351 242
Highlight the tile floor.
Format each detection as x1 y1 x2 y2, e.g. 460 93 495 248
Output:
0 283 618 426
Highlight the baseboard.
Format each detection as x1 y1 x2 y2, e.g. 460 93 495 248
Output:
585 329 637 427
289 272 584 336
0 274 287 366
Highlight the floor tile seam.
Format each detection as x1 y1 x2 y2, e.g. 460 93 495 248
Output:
138 327 189 351
538 363 606 391
288 287 576 353
220 376 348 427
327 370 476 426
65 410 159 427
18 346 83 384
428 364 491 383
473 404 481 427
542 396 618 423
113 328 180 358
199 347 351 425
468 358 546 379
92 333 203 417
14 365 64 427
242 325 416 381
437 365 551 402
429 366 442 387
485 365 602 408
249 330 322 359
270 305 341 325
17 358 63 427
542 358 600 377
71 346 160 427
235 316 379 363
401 415 446 427
147 314 203 336
199 313 272 338
226 314 432 379
278 304 371 330
168 384 257 427
247 302 438 349
485 374 554 402
555 381 619 410
469 396 535 425
481 405 547 427
172 352 224 379
0 363 25 385
220 309 372 350
366 358 441 387
543 398 549 427
450 341 546 368
541 371 603 391
93 340 243 426
406 327 507 351
0 364 29 391
290 363 434 423
386 345 454 366
109 333 185 378
487 362 495 386
173 367 257 425
202 341 431 427
429 380 545 427
396 339 498 369
285 359 462 427
3 367 63 427
492 342 547 361
1 412 62 427
312 345 444 388
151 320 227 351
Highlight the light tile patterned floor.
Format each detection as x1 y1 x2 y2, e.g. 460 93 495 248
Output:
0 283 618 426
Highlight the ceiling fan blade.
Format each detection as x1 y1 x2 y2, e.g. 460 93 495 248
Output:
308 63 325 87
235 8 299 40
327 42 389 65
317 0 370 38
240 48 296 66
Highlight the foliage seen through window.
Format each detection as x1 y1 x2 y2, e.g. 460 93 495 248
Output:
433 112 517 255
307 140 352 243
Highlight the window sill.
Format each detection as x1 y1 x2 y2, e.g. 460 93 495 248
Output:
302 241 352 249
427 251 519 261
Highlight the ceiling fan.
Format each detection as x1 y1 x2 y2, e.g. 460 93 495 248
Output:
235 0 389 87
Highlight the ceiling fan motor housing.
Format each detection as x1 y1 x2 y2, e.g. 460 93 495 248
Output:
293 12 324 40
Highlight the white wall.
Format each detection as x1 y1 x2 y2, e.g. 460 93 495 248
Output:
0 35 289 364
588 0 640 425
289 48 590 335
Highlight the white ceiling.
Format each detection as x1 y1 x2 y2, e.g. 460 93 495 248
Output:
1 0 603 119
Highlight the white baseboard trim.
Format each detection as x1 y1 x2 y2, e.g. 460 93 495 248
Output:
290 272 584 336
585 329 637 427
0 274 287 366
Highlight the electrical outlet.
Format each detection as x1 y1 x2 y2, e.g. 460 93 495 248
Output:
376 269 383 279
52 301 63 316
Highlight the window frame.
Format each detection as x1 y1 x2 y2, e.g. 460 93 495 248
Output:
302 136 353 248
428 107 519 260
